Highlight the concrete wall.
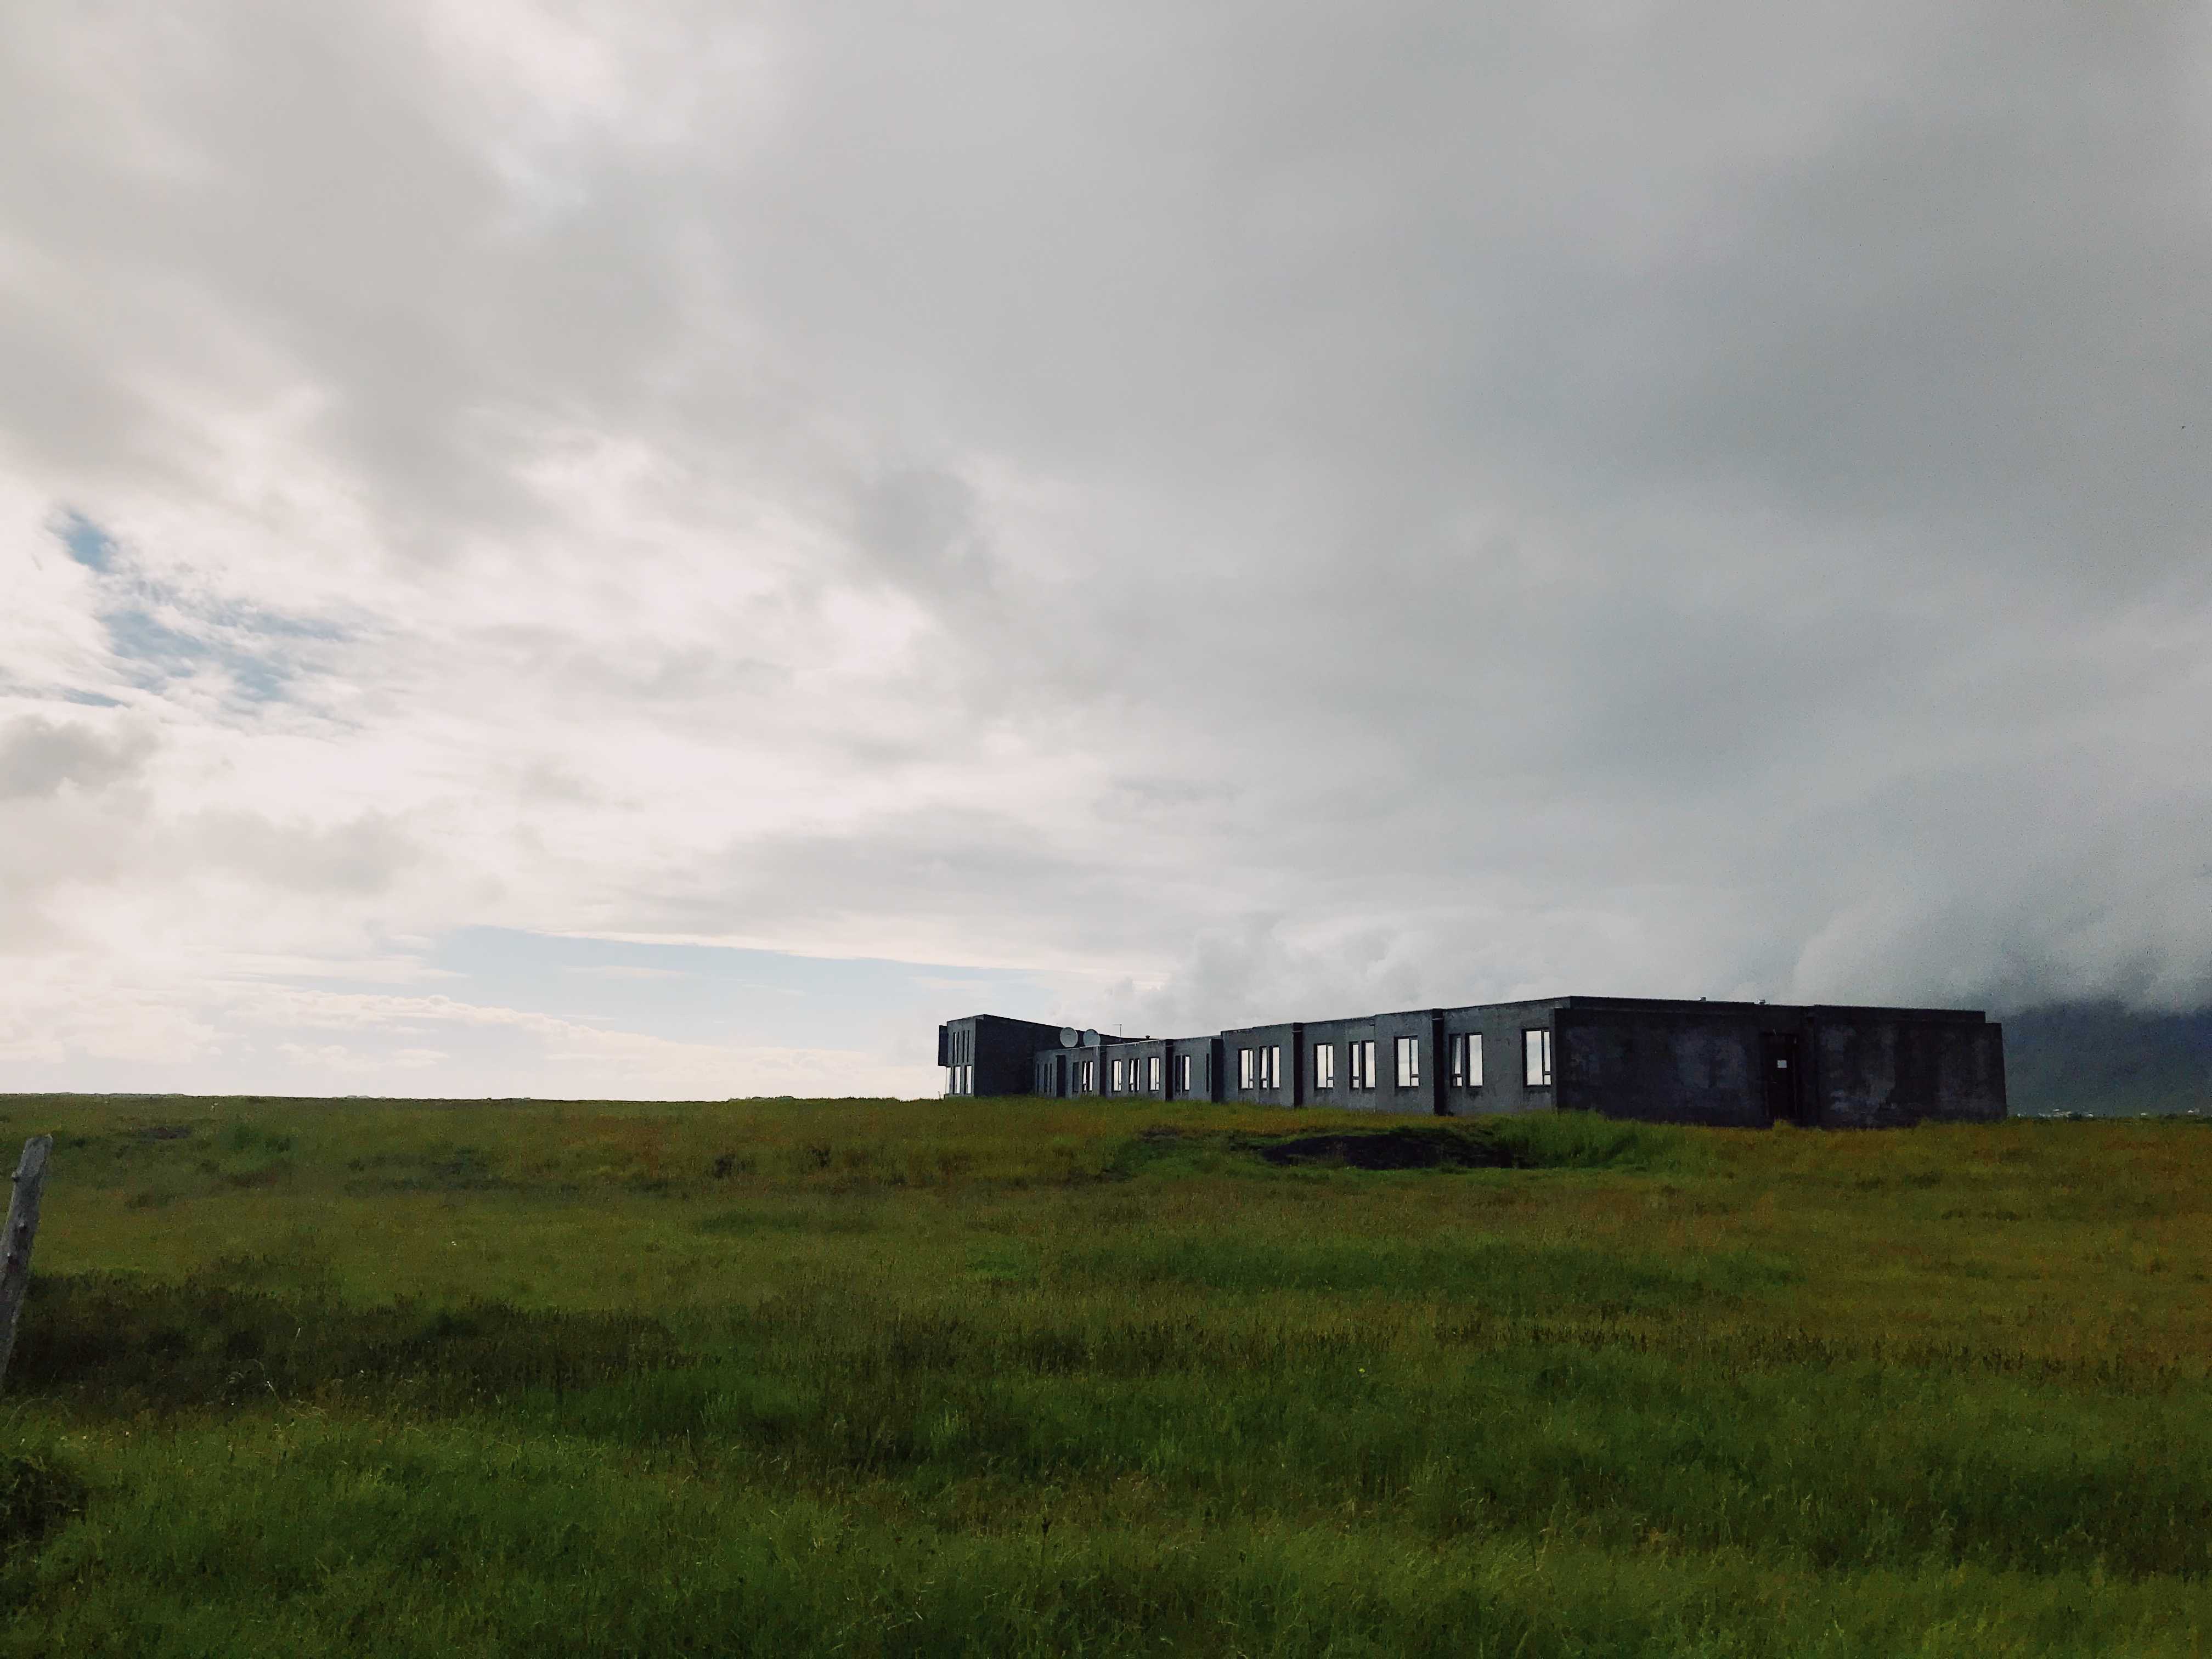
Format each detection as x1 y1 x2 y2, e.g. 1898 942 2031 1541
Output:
1047 1036 1137 1097
1362 1013 1433 1119
1220 1022 1300 1106
1082 1036 1218 1101
1813 1012 2007 1127
1550 1002 2006 1127
1374 1007 1442 1114
1441 1001 1566 1116
1554 1006 1768 1126
1301 1015 1374 1110
1108 1039 1164 1099
942 1014 1067 1097
1297 1008 1453 1113
1104 1040 1162 1099
1029 1033 1217 1099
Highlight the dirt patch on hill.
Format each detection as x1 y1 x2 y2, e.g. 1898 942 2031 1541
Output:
1252 1126 1521 1171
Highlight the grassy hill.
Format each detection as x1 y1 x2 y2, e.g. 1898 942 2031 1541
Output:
2 1092 2209 1656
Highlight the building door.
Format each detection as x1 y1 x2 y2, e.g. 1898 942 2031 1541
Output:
1053 1055 1068 1098
1761 1032 1803 1124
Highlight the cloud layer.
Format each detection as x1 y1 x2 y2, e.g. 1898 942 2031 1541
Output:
3 2 2209 1094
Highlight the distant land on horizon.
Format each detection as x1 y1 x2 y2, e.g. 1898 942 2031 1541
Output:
2001 1003 2212 1117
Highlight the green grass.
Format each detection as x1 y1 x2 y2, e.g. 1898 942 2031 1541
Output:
2 1096 2210 1655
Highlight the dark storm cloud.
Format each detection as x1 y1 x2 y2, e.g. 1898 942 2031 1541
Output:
695 1 2212 1017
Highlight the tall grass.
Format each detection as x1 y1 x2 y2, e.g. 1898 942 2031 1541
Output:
1 1096 2209 1654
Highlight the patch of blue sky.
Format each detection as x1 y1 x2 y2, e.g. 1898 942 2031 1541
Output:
50 509 346 708
421 927 1062 1052
99 605 218 686
0 661 124 708
57 510 116 573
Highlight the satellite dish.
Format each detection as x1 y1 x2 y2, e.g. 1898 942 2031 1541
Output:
1081 1029 1101 1047
1059 1027 1080 1047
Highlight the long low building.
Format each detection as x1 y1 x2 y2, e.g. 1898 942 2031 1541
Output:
936 996 2006 1128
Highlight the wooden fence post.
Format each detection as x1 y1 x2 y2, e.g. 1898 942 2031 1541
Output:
0 1135 53 1391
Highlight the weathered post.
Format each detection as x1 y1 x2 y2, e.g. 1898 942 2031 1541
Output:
0 1135 53 1391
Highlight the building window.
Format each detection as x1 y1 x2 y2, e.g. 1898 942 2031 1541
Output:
1524 1028 1552 1087
1452 1034 1483 1087
1313 1042 1335 1089
1395 1035 1420 1088
1263 1045 1280 1090
1178 1053 1192 1092
1349 1039 1375 1090
1239 1048 1255 1090
1148 1056 1163 1092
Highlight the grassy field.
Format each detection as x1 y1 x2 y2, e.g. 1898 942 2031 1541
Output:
1 1093 2208 1657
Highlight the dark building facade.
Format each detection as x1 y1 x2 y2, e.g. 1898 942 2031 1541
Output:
937 996 2006 1128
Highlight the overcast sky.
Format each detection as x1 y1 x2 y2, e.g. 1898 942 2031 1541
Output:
4 2 2209 1099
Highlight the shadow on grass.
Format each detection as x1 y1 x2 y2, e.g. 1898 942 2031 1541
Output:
0 1449 87 1562
10 1266 685 1415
